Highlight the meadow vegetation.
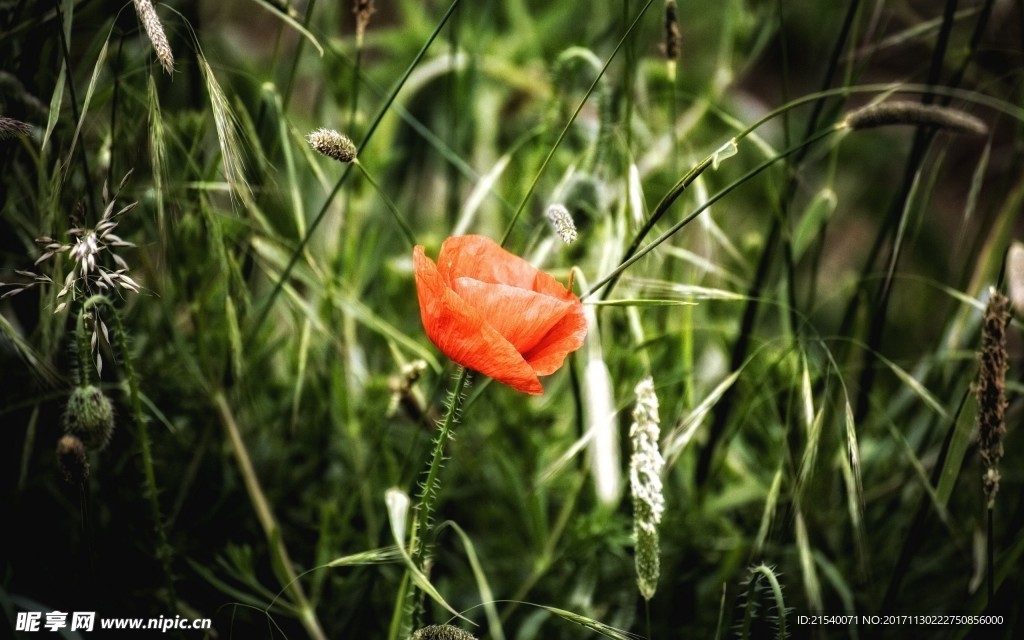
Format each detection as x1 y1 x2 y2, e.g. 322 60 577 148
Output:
2 1 1022 638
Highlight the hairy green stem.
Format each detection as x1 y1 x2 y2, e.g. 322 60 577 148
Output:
400 367 470 635
74 308 92 386
82 295 176 610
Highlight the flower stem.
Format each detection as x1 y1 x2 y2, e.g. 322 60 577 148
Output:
83 295 175 610
398 367 470 636
74 308 91 385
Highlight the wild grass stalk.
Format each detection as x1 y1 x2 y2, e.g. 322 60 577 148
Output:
213 391 327 640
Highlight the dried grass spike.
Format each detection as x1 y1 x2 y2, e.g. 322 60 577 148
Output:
0 116 32 140
975 288 1009 508
133 0 175 74
844 101 987 136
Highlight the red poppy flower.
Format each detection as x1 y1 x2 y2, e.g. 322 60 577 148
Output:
414 235 588 394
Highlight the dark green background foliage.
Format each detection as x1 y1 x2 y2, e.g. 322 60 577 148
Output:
2 0 1022 638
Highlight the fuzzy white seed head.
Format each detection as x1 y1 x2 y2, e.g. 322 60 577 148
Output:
133 0 175 74
308 128 358 163
546 203 578 244
630 376 664 600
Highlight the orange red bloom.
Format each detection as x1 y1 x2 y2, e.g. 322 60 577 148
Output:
413 235 587 394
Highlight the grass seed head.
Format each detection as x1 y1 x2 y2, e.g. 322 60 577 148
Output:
630 376 664 600
63 385 115 451
546 203 578 244
0 115 32 140
133 0 175 74
353 1 376 48
843 101 987 136
975 288 1009 508
308 128 358 163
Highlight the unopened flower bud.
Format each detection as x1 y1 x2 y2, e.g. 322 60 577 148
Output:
62 385 115 451
56 435 90 484
410 625 476 640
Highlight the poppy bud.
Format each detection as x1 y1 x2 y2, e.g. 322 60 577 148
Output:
56 435 90 484
62 385 115 451
409 625 476 640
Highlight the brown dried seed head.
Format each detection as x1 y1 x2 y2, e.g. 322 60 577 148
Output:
975 288 1009 508
664 1 680 62
0 116 32 140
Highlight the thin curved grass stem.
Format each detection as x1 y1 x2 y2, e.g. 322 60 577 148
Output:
248 0 463 344
585 126 840 300
499 0 656 247
214 390 328 640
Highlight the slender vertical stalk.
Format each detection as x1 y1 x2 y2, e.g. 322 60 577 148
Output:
53 0 96 213
696 0 863 484
214 391 327 640
249 0 462 343
987 508 994 605
283 0 319 114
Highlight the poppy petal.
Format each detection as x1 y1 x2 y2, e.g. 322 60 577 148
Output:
523 299 588 375
438 235 541 291
414 246 543 394
451 277 574 354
